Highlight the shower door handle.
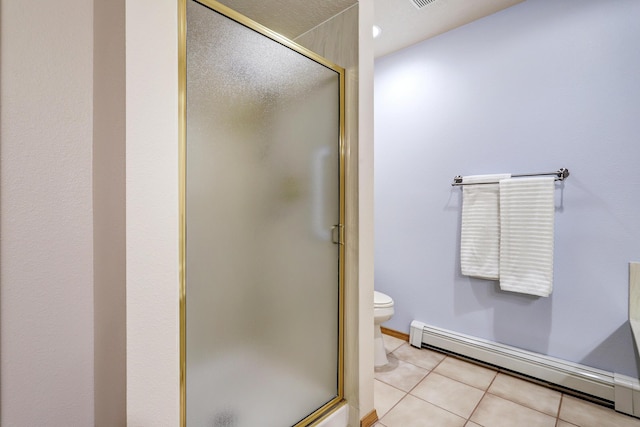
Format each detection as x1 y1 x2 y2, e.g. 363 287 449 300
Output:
312 146 332 241
331 224 344 246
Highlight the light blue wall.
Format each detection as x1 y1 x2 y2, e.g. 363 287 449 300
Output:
374 0 640 377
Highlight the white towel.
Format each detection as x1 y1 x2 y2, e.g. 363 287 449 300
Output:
499 177 555 297
460 174 511 280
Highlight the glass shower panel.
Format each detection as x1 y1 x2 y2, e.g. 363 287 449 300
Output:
185 1 341 426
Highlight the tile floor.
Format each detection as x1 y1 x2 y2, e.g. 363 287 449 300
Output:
374 334 640 427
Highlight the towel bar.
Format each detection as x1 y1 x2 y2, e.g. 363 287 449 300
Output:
452 168 569 186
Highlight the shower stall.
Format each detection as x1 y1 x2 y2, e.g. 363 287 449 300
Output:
179 1 346 425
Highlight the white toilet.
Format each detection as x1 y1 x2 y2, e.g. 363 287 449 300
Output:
374 291 395 367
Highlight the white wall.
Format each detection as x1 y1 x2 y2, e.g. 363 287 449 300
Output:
358 0 376 421
375 0 640 377
0 1 95 425
126 0 180 424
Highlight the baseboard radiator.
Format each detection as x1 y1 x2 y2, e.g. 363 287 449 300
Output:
410 320 640 417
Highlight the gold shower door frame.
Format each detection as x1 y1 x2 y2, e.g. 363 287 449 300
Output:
178 0 346 425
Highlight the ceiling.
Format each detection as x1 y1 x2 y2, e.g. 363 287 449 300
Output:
217 0 524 58
373 0 524 58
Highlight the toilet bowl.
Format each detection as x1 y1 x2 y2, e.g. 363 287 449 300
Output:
374 291 395 367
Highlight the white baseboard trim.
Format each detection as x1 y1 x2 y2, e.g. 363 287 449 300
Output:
410 320 640 417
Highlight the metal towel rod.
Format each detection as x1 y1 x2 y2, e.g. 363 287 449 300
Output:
452 168 570 186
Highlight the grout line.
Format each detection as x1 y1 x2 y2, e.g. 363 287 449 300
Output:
406 355 487 422
426 355 497 392
374 376 409 395
430 352 448 371
405 368 430 395
373 385 399 417
388 343 447 372
404 376 470 423
466 370 499 424
384 348 494 422
481 370 565 420
375 345 446 421
407 393 472 423
374 345 423 421
483 389 561 421
557 394 565 425
400 351 449 396
374 382 406 421
556 393 565 422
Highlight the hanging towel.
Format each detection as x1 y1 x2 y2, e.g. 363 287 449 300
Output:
499 177 555 297
460 174 511 280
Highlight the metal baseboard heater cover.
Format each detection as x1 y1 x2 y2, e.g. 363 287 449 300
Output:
410 320 640 416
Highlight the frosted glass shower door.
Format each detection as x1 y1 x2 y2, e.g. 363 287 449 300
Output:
182 1 344 426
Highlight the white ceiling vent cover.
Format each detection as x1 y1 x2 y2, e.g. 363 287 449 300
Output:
410 0 437 9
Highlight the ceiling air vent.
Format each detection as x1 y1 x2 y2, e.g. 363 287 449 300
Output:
410 0 437 9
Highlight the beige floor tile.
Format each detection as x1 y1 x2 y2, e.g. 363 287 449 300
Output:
556 421 578 427
559 395 640 427
375 356 429 392
470 394 556 427
391 343 446 371
433 356 497 390
465 422 483 427
382 334 407 353
488 373 561 417
374 379 406 418
411 372 485 419
380 394 466 427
